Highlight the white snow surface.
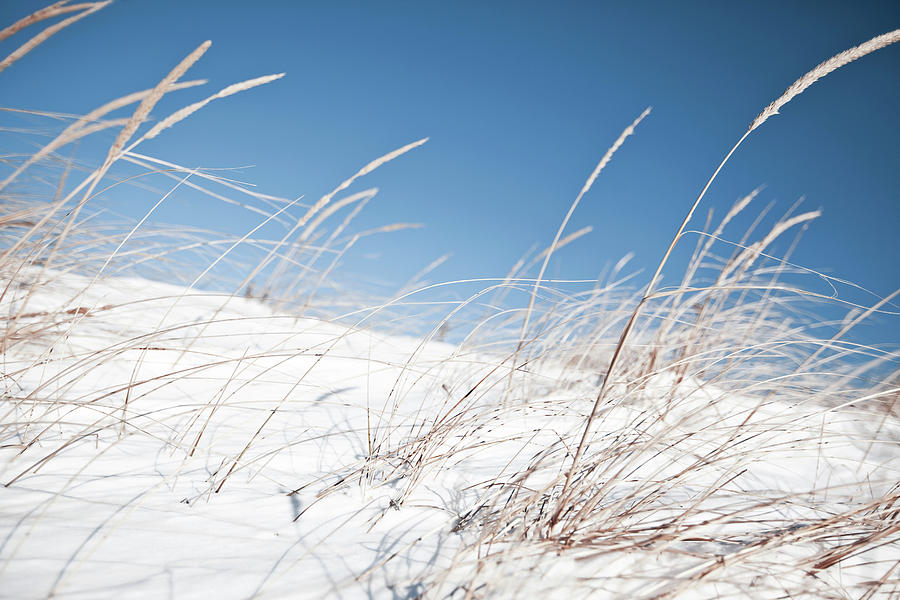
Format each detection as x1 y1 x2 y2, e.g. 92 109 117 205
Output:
1 270 898 599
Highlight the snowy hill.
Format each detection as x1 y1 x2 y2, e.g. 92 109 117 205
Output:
2 269 898 599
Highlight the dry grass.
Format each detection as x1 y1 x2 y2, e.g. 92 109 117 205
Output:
1 4 899 600
0 1 110 74
550 27 900 525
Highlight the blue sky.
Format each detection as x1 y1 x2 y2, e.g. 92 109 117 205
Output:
2 1 899 339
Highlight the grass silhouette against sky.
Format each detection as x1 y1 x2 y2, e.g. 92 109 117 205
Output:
2 0 898 339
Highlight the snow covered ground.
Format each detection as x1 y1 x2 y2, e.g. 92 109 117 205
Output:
1 268 898 599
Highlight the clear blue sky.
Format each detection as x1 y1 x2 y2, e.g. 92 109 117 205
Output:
2 1 899 339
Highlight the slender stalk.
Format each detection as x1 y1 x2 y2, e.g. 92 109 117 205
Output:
552 130 751 524
552 28 900 526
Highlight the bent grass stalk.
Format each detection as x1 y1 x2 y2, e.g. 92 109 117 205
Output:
0 1 111 75
509 108 651 402
552 28 900 525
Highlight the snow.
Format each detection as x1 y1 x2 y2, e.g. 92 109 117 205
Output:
1 269 898 598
